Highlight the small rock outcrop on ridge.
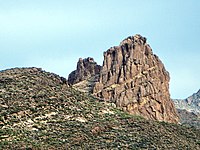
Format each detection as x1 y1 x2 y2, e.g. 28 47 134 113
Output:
68 57 101 85
68 34 179 123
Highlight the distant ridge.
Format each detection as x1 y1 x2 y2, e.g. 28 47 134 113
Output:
174 89 200 114
173 89 200 129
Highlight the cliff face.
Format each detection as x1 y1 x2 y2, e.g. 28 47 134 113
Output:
68 34 179 123
92 35 178 123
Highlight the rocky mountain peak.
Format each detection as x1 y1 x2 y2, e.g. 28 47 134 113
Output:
68 34 179 123
186 89 200 104
68 57 101 85
119 34 147 46
173 89 200 128
174 89 200 114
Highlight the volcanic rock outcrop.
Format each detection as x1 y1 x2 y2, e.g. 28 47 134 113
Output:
68 34 179 123
68 57 101 85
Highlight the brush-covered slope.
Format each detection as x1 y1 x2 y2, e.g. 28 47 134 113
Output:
0 68 200 149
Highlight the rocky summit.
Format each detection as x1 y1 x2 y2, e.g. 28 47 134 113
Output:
69 34 179 123
68 57 101 85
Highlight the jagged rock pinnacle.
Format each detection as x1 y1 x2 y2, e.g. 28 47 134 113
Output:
68 34 179 123
68 57 101 85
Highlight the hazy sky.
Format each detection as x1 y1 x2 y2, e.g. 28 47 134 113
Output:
0 0 199 99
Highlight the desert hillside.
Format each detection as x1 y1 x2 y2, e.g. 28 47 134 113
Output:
0 67 200 149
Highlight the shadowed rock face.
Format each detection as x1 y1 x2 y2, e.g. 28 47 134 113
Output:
68 34 179 123
68 57 101 85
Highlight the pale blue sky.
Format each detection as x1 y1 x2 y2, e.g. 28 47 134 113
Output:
0 0 199 99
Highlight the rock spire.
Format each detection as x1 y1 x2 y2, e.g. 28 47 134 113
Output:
68 34 179 123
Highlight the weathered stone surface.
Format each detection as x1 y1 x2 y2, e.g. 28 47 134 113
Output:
68 34 179 123
92 34 179 123
68 57 101 85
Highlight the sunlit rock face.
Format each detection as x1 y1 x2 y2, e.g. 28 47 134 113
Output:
69 34 179 123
